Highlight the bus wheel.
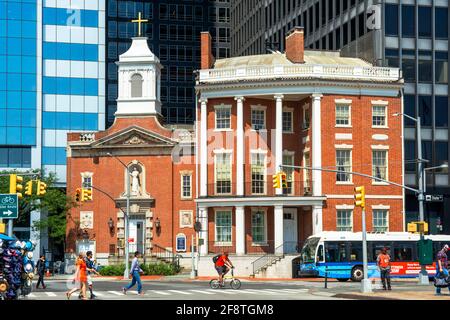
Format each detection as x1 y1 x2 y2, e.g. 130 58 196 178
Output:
351 266 364 282
337 278 349 282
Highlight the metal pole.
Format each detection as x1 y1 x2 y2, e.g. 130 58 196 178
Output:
124 169 130 280
190 235 196 279
7 220 13 237
361 207 372 293
416 116 429 284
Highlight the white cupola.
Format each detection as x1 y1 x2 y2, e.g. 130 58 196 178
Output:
115 37 162 117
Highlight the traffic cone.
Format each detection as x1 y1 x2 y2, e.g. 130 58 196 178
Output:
45 269 50 277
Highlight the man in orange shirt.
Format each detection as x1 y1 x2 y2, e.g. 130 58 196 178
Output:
377 247 391 290
214 251 234 287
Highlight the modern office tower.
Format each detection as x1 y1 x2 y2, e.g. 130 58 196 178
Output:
106 0 231 127
0 0 105 246
230 0 450 234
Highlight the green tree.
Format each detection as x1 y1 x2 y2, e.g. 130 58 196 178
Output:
0 170 76 246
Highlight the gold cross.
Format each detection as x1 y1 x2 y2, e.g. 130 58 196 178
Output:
131 12 148 37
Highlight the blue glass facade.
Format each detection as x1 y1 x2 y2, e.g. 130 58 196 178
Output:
0 0 105 185
0 0 37 152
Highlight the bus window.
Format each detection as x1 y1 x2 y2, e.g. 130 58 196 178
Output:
317 244 324 262
325 242 348 262
371 242 391 261
300 237 320 263
394 247 413 261
349 242 362 261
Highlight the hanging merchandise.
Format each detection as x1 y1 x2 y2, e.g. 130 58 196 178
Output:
0 234 36 300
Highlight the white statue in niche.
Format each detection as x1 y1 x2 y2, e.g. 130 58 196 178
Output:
128 163 142 197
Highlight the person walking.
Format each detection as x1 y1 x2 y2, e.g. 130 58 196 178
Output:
377 247 391 290
66 252 88 300
123 251 144 296
435 244 450 296
35 255 47 289
79 251 100 300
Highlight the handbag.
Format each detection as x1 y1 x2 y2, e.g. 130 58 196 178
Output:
434 273 449 288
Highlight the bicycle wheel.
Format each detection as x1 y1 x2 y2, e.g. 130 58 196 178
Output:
210 279 220 289
230 279 241 290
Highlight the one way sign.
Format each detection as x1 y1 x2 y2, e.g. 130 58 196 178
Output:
0 194 18 219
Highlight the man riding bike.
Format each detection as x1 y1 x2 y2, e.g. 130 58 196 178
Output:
214 251 234 287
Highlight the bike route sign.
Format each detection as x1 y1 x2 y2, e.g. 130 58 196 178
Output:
0 194 18 219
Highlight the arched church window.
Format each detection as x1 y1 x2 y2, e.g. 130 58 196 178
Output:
130 73 143 97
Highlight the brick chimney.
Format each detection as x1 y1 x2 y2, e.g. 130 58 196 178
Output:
285 27 305 64
200 32 215 69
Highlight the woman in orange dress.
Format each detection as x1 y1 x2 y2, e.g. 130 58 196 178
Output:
66 252 88 300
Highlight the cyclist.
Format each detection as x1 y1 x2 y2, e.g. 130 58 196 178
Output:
214 251 234 287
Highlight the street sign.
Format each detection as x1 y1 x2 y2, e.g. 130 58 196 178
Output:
0 194 18 219
425 194 444 202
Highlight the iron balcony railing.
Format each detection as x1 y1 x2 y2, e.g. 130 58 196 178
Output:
202 181 313 198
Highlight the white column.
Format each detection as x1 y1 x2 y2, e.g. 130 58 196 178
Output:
311 94 323 196
312 206 323 234
274 94 284 195
274 205 284 254
198 207 209 255
235 206 245 255
200 98 208 197
235 96 245 196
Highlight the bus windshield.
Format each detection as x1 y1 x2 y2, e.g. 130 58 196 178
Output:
300 237 320 263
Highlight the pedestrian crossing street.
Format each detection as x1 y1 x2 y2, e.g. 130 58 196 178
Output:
25 288 311 299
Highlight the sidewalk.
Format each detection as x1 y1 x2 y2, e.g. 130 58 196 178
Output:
336 290 450 300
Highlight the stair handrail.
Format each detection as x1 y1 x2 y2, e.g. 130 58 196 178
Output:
151 244 181 268
251 243 284 276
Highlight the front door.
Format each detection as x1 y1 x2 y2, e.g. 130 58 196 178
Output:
128 220 145 253
283 209 298 253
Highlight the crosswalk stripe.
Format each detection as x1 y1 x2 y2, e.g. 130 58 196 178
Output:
150 290 171 295
233 289 258 294
93 292 104 296
168 290 192 295
261 289 294 294
278 288 305 293
27 293 36 298
189 289 216 295
45 292 57 297
206 289 237 294
241 289 276 295
108 291 123 296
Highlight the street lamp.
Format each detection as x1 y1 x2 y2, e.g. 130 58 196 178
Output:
107 152 131 280
393 112 430 284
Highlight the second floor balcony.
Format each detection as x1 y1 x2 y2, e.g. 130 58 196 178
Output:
202 180 313 198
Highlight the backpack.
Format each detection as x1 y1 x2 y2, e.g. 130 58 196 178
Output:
212 254 221 264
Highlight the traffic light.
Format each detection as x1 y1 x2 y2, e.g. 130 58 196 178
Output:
24 180 33 196
9 174 23 199
280 172 287 189
36 180 47 196
354 186 365 208
82 188 92 201
273 173 281 189
75 188 82 202
408 221 429 234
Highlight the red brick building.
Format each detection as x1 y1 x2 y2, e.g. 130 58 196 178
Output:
66 38 196 266
194 27 404 275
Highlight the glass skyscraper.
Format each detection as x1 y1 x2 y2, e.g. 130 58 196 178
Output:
0 0 106 185
106 0 231 127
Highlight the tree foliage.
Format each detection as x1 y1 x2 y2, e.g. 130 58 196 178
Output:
0 170 76 244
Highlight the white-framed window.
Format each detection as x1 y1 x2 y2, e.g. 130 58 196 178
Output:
282 110 293 132
303 152 311 193
215 105 231 129
181 174 192 199
336 209 353 231
373 209 389 232
251 209 267 244
130 73 143 98
283 153 294 195
215 153 232 194
302 105 310 129
335 105 351 126
251 108 266 130
372 150 388 181
372 105 387 127
215 210 232 243
336 150 352 182
251 153 266 195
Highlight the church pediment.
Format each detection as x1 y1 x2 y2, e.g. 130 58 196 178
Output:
91 126 176 148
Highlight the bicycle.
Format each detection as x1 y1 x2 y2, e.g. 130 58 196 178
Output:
210 267 241 290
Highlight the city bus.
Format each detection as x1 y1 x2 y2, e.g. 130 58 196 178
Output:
298 231 450 281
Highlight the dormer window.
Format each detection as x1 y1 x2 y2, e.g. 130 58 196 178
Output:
131 73 143 97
